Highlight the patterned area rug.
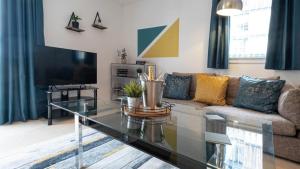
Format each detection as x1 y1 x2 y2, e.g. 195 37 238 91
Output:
0 129 177 169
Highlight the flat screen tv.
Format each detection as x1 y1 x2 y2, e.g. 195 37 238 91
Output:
34 46 97 86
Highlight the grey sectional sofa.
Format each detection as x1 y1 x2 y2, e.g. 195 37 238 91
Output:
163 73 300 163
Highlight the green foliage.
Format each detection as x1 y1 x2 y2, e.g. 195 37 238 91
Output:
123 81 143 98
72 15 81 22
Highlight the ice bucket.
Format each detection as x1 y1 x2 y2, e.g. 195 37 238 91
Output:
140 122 164 143
141 80 165 109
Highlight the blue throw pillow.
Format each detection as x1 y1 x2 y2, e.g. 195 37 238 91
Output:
234 76 285 114
163 74 192 100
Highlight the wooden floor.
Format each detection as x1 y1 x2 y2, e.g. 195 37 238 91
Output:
0 118 299 169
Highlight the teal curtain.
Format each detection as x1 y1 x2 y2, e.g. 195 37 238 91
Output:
207 0 230 69
0 0 45 124
265 0 300 70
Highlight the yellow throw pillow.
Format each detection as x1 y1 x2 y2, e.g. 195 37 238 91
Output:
194 74 229 106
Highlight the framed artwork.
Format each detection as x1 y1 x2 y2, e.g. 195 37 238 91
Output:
138 18 179 58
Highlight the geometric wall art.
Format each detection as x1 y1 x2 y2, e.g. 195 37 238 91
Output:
137 18 179 58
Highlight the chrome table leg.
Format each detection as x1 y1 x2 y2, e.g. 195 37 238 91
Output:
75 114 83 169
215 144 225 168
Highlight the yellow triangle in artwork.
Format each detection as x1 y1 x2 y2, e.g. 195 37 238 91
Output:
143 19 179 58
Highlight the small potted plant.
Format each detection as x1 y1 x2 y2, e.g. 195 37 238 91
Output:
124 81 143 108
71 15 81 29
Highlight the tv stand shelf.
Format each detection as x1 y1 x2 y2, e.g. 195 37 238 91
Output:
48 86 96 92
46 86 98 125
51 96 94 103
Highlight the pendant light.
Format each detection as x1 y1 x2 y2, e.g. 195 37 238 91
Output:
217 0 243 16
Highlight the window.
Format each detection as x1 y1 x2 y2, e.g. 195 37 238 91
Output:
229 0 272 59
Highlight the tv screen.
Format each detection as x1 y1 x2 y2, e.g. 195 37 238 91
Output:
34 46 97 86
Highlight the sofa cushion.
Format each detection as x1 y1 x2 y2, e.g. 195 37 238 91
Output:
234 76 285 114
226 76 281 105
162 98 207 110
194 74 229 106
163 74 192 100
226 76 240 105
172 72 215 99
278 89 300 130
204 106 297 136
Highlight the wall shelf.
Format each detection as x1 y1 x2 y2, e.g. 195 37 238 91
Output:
65 26 85 32
93 12 107 30
66 12 85 33
92 24 107 30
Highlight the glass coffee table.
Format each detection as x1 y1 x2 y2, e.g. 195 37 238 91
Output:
51 99 275 169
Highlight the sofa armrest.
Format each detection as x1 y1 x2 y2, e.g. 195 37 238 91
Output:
278 89 300 130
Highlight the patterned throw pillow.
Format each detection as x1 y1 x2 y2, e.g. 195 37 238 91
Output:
234 76 286 114
226 76 280 105
194 74 229 105
163 74 192 100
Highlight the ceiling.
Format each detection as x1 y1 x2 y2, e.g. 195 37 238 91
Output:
118 0 140 5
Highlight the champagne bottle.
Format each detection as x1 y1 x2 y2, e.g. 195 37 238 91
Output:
148 65 155 81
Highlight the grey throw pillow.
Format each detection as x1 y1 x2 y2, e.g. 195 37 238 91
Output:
234 76 285 114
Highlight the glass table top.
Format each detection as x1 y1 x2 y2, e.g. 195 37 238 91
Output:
51 99 275 169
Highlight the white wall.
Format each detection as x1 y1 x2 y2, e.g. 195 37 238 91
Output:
121 0 300 85
43 0 123 100
43 0 300 101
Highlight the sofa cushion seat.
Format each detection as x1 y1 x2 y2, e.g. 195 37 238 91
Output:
162 98 207 109
204 106 297 137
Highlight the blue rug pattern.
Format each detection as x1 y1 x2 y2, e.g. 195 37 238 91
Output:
0 129 177 169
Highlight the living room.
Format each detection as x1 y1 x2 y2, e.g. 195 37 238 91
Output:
0 0 299 169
